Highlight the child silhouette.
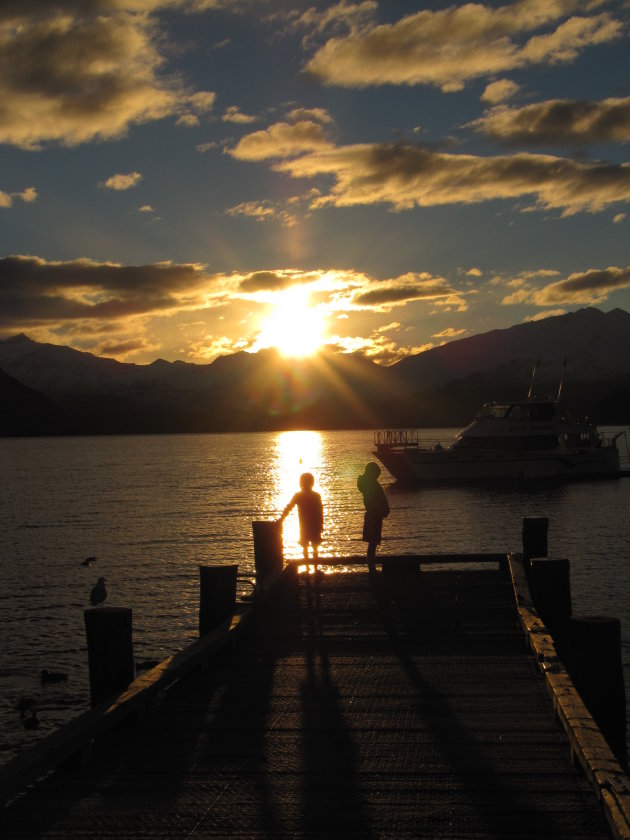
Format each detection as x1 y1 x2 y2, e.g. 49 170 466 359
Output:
357 462 390 573
279 472 324 562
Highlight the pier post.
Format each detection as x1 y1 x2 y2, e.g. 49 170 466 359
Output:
529 558 572 658
84 607 134 707
568 615 627 770
252 520 283 582
199 564 238 636
522 516 548 563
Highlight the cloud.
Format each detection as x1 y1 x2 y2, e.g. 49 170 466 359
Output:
222 105 258 124
0 7 216 149
353 273 455 309
238 270 320 293
226 200 298 227
470 95 630 145
227 120 333 161
280 1 377 46
272 140 630 216
0 254 213 328
101 171 144 190
433 327 467 339
302 1 621 92
0 187 38 208
532 265 630 305
500 264 630 307
138 204 156 212
481 79 520 105
99 338 149 357
286 107 334 125
523 309 567 321
613 213 627 224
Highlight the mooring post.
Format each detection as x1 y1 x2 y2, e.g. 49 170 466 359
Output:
199 564 238 636
84 607 134 707
529 558 572 659
568 615 628 770
522 516 549 562
522 516 549 584
252 520 284 582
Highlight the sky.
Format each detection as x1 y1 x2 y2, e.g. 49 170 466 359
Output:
1 0 629 366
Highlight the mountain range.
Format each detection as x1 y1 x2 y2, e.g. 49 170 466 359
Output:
1 307 629 436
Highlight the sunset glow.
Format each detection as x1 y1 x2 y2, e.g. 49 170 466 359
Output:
0 2 628 365
254 289 326 358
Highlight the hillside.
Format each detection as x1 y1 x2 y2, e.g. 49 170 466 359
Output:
1 308 629 434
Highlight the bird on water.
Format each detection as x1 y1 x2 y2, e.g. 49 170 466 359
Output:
90 576 107 606
40 669 68 684
80 556 96 567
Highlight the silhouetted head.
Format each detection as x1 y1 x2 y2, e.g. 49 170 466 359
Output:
299 472 315 490
364 462 381 479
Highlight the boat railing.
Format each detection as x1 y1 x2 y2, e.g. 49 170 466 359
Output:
374 430 451 450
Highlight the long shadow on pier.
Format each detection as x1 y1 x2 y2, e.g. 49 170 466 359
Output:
1 564 612 838
373 569 599 838
299 574 374 837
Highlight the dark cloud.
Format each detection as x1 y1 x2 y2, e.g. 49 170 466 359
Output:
0 255 209 326
238 270 318 292
100 338 149 357
355 278 454 307
470 96 630 146
533 265 630 305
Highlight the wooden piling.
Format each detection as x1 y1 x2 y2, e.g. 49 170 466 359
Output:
529 557 572 658
568 615 628 770
199 564 238 636
252 520 283 581
522 516 548 563
84 607 134 707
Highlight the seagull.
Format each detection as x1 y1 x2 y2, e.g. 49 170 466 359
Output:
40 669 68 684
80 556 96 567
89 577 107 607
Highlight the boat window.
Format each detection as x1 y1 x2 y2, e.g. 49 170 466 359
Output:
480 404 510 419
455 435 559 451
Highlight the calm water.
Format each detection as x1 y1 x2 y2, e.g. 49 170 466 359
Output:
2 429 630 764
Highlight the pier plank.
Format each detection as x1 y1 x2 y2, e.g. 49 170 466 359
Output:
1 563 621 838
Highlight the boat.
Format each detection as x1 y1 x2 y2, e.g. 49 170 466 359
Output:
374 395 625 483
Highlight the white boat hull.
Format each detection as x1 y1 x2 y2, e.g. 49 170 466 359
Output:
375 445 621 483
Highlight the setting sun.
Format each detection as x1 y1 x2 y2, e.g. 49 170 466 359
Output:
255 288 325 357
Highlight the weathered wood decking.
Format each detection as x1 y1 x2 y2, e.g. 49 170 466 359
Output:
2 557 629 838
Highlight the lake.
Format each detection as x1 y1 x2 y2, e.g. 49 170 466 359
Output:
2 428 630 765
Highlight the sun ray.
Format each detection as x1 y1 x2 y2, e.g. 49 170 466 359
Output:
254 287 325 357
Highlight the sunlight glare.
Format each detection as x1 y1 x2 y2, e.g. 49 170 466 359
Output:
273 430 323 557
256 288 325 357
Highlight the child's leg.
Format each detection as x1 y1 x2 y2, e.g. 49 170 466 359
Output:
367 541 376 571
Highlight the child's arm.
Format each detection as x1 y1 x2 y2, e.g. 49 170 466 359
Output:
278 494 297 522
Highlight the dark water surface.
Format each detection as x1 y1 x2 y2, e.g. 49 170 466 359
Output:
2 429 630 764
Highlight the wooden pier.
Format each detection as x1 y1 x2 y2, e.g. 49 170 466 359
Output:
2 552 630 838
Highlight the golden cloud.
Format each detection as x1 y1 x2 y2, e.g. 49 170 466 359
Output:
272 141 630 215
101 171 144 190
227 120 333 161
471 95 630 145
302 1 621 92
0 7 215 149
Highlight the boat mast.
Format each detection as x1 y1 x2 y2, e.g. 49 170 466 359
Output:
527 358 540 399
557 358 567 401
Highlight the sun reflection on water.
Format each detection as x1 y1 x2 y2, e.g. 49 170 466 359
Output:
272 430 324 558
